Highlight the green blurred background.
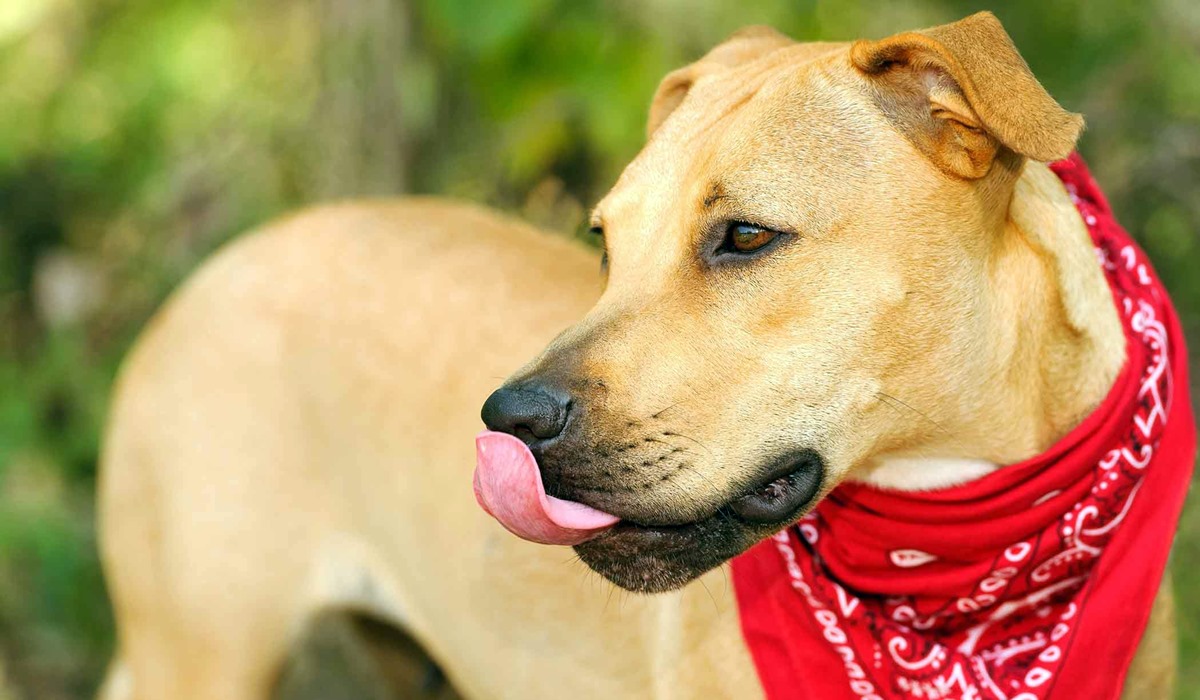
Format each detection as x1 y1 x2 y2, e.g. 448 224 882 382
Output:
0 0 1197 698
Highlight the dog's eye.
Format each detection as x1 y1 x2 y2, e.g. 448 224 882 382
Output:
588 226 609 273
722 222 779 254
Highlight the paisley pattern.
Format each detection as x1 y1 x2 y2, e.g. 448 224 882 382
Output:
732 155 1196 700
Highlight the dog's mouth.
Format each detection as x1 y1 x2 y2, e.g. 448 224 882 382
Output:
599 451 825 540
571 450 823 591
726 452 825 524
474 432 823 592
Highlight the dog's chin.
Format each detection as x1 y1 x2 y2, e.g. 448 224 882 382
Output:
574 449 825 593
573 514 751 592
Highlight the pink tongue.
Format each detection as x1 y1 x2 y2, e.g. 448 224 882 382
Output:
473 430 619 545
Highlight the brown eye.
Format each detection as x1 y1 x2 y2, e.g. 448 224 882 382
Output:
725 222 779 254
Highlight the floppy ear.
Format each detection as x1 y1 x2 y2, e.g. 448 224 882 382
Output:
647 26 794 139
850 11 1083 179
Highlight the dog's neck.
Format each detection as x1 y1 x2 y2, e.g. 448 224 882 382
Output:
860 160 1127 491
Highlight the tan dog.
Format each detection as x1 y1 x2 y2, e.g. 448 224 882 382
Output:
98 12 1176 700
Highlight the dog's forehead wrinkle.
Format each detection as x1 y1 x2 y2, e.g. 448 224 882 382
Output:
628 58 812 183
606 57 892 252
706 85 896 236
664 60 786 141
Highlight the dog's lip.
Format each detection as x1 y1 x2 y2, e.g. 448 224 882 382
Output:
598 519 706 550
726 450 824 524
586 451 824 544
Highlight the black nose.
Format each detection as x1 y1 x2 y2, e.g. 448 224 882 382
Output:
481 385 571 444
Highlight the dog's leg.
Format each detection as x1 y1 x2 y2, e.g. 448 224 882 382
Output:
1121 574 1176 699
104 545 299 700
100 406 317 700
102 495 317 700
109 591 297 700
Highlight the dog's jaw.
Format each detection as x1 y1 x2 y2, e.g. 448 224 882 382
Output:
571 450 827 592
573 514 763 593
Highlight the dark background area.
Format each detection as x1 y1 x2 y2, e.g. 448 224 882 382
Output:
0 1 1197 697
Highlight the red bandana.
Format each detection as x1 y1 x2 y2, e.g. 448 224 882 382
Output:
731 154 1196 700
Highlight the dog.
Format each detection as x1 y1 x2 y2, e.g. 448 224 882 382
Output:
98 12 1187 700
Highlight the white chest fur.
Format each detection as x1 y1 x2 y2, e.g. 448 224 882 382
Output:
856 457 1000 491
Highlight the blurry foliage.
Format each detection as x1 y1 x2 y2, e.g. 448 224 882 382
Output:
0 0 1198 697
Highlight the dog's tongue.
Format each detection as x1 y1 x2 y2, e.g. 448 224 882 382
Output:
473 430 619 545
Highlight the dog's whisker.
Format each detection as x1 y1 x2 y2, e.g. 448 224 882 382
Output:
647 399 686 420
660 430 712 457
672 463 739 531
875 391 965 450
641 436 679 450
698 576 720 614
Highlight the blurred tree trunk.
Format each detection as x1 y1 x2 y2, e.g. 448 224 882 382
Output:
310 0 410 198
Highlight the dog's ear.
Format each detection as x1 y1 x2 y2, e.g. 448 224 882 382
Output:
851 11 1083 179
647 26 793 139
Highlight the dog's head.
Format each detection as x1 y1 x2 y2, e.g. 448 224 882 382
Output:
481 13 1083 591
